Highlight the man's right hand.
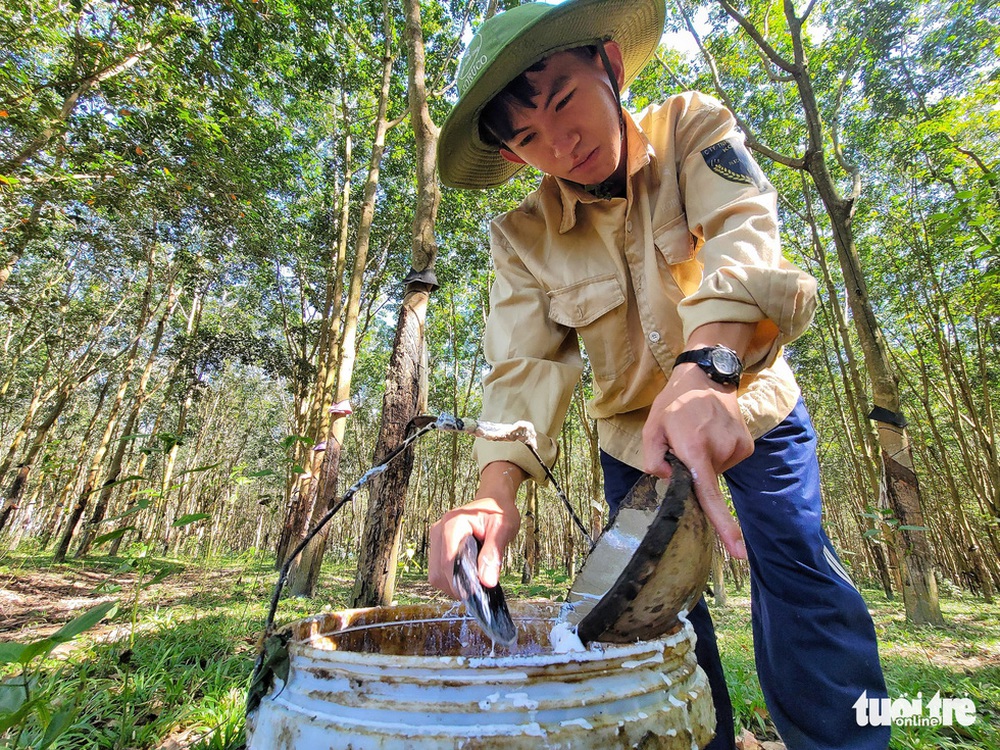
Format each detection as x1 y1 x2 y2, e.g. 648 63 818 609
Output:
428 461 526 599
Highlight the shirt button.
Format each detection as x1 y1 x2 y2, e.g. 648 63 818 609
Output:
626 220 633 232
648 331 661 343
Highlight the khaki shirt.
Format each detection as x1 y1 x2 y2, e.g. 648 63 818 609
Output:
474 92 818 482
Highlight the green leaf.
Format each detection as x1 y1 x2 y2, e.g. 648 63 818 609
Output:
862 528 880 539
146 567 174 586
0 695 35 734
0 641 27 664
118 433 152 442
280 434 313 450
49 601 118 645
171 512 210 527
179 461 223 475
92 527 134 546
39 702 77 748
898 525 928 532
0 679 30 715
17 638 58 664
95 475 147 492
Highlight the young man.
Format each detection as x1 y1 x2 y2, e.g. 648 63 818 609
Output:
429 2 890 748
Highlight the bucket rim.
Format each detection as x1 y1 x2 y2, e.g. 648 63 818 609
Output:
281 601 695 671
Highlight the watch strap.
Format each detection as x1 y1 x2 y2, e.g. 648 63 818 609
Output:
673 348 710 367
673 346 744 387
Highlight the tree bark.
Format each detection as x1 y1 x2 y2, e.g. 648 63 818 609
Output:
712 540 728 607
521 481 539 584
351 0 441 608
0 359 53 487
821 133 940 625
352 288 431 606
0 385 72 537
807 154 942 624
156 286 202 552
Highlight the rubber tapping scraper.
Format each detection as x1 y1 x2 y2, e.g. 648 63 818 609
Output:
565 454 713 644
452 535 517 647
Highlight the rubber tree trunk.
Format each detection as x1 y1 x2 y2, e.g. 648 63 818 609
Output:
108 409 164 557
156 285 202 553
808 228 894 596
53 335 143 563
712 541 728 607
576 386 604 540
710 0 944 625
74 409 139 557
0 359 52 488
0 384 71 536
521 481 539 584
352 285 431 607
789 0 942 626
76 284 175 557
282 6 396 595
784 4 938 620
814 177 942 625
0 466 29 537
351 0 441 608
286 418 347 595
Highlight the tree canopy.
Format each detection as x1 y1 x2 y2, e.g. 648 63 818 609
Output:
2 0 998 608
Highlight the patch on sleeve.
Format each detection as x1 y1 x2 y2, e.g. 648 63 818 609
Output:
701 140 769 191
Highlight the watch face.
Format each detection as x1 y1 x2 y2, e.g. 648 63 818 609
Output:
710 347 741 376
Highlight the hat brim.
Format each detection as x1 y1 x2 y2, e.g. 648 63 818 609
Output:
438 0 666 190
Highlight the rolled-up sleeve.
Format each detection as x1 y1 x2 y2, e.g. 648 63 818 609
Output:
672 94 817 370
473 224 585 482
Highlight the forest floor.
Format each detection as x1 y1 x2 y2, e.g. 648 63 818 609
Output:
1 549 998 750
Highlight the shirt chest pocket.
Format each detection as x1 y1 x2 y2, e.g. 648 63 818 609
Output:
547 273 635 382
653 215 701 297
653 215 696 264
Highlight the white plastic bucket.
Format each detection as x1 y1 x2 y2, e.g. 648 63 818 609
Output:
246 601 714 749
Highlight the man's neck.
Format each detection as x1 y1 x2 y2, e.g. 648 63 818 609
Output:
580 173 626 200
579 127 628 200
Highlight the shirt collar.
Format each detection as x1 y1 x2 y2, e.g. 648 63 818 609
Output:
549 110 656 234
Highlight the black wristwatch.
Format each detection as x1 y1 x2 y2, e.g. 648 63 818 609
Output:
673 345 744 387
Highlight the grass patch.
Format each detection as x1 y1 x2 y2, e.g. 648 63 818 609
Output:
2 552 998 749
708 588 1000 749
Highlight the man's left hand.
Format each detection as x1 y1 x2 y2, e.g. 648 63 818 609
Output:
641 327 757 559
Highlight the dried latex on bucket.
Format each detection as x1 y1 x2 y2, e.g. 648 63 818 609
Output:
548 620 586 653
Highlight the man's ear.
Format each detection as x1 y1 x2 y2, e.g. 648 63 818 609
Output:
602 40 626 89
499 147 526 165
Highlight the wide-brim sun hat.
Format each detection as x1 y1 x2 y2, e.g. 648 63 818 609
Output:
438 0 666 190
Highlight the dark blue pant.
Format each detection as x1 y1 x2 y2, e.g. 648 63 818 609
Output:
600 399 889 750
